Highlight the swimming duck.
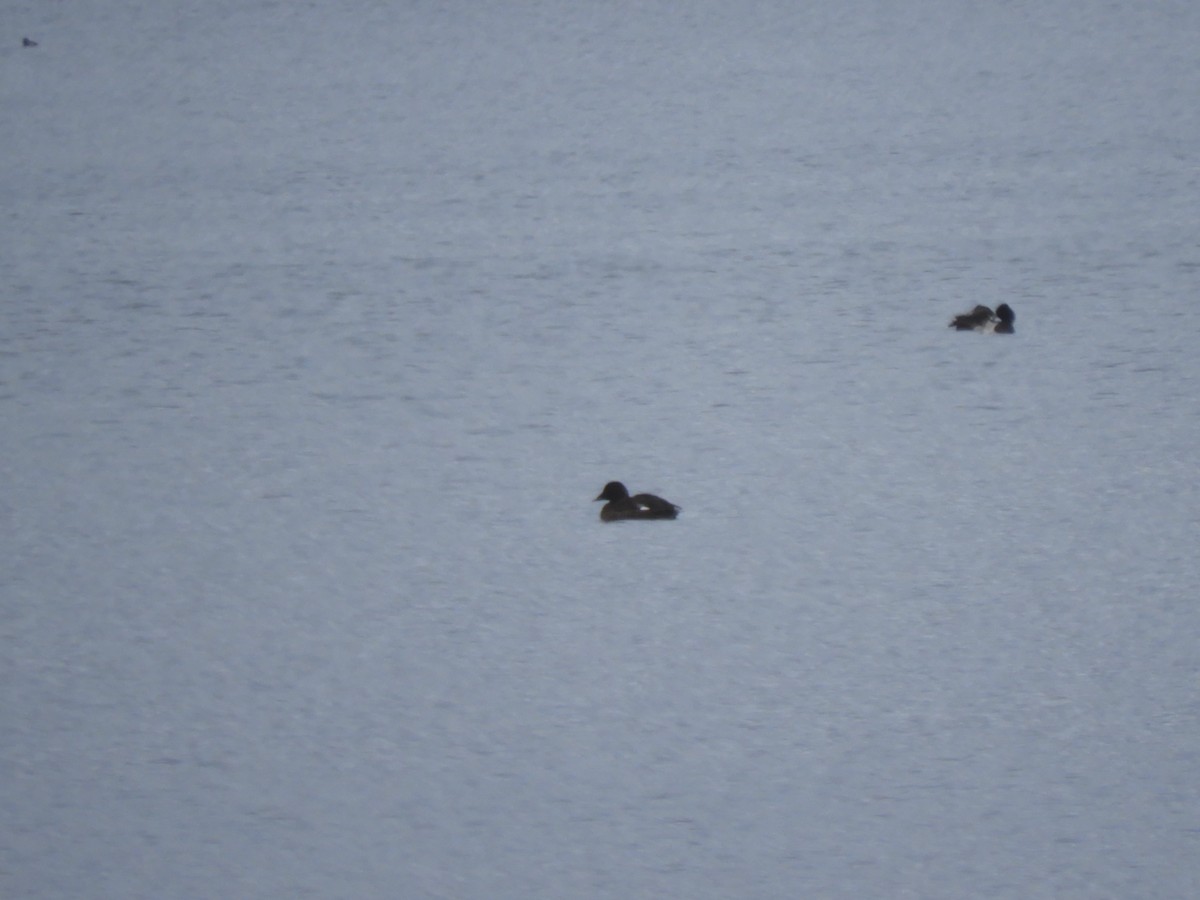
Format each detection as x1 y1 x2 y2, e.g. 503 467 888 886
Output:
594 481 680 521
991 303 1015 334
949 305 995 331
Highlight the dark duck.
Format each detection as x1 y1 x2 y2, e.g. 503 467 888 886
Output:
594 481 680 522
991 303 1015 334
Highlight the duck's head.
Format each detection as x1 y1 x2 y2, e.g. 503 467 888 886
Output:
595 481 630 502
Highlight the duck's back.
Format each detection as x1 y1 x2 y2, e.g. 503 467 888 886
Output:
950 305 994 330
629 493 680 518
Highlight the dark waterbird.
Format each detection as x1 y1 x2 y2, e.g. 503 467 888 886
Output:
992 303 1015 334
594 481 680 522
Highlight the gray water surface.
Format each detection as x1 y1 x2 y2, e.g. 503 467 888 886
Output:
3 2 1199 897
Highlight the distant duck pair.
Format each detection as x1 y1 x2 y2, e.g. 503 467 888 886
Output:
594 481 680 522
597 304 1017 521
949 304 1015 334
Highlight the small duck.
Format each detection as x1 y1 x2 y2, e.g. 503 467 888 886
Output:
949 305 995 331
594 481 680 522
991 303 1015 334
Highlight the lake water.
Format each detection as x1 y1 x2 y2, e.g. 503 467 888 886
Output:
3 2 1199 897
